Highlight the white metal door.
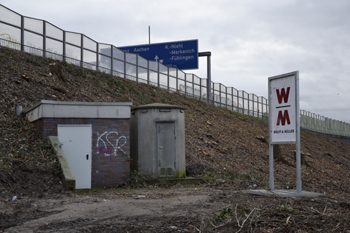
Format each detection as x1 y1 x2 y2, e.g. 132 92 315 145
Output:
58 125 92 189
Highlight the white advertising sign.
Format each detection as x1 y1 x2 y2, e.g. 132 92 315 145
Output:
269 72 298 144
268 71 303 195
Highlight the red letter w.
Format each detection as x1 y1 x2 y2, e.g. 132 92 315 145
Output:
276 87 290 104
277 110 290 126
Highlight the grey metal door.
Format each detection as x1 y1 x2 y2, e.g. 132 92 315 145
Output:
157 123 176 177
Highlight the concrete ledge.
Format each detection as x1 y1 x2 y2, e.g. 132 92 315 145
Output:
25 100 133 122
49 136 75 191
246 189 326 198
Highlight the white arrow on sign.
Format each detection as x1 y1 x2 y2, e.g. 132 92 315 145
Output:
154 55 164 63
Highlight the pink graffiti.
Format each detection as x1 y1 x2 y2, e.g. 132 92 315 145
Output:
96 147 112 154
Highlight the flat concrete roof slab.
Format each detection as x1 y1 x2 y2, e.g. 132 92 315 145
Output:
246 189 326 198
25 100 133 121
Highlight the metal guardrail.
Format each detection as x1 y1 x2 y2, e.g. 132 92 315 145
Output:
0 4 349 137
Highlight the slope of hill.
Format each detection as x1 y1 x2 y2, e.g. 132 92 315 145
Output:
1 47 350 231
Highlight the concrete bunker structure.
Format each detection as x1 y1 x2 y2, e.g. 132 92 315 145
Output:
25 100 132 189
130 103 186 178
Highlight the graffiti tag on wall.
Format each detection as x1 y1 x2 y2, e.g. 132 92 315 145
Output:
0 34 20 49
96 131 127 157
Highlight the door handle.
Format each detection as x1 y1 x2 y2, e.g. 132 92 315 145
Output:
86 154 89 160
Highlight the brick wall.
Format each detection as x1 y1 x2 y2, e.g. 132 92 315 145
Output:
34 118 130 188
91 119 130 188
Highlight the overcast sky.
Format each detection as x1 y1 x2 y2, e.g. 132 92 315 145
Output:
2 0 350 123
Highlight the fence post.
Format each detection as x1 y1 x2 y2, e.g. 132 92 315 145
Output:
264 98 267 120
200 78 203 101
242 92 245 114
124 52 126 79
96 43 99 72
167 67 169 90
192 74 194 97
21 16 24 52
257 96 260 119
43 21 46 58
136 54 139 83
300 110 303 128
80 34 83 67
236 90 239 112
225 86 228 110
248 94 250 116
110 45 113 76
254 95 257 118
147 60 150 84
176 68 178 92
229 87 232 111
261 98 264 120
184 73 187 96
253 95 256 117
157 62 160 88
237 91 240 113
218 84 221 107
63 31 66 62
321 116 326 133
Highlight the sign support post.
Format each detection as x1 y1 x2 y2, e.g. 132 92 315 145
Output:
295 72 302 194
269 143 274 190
198 52 211 104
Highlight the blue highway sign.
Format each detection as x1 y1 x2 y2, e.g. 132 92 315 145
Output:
118 39 198 70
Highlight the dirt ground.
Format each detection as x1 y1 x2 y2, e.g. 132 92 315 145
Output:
1 183 350 233
1 47 350 232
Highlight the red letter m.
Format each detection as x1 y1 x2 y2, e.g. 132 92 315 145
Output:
276 87 290 104
277 110 291 126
